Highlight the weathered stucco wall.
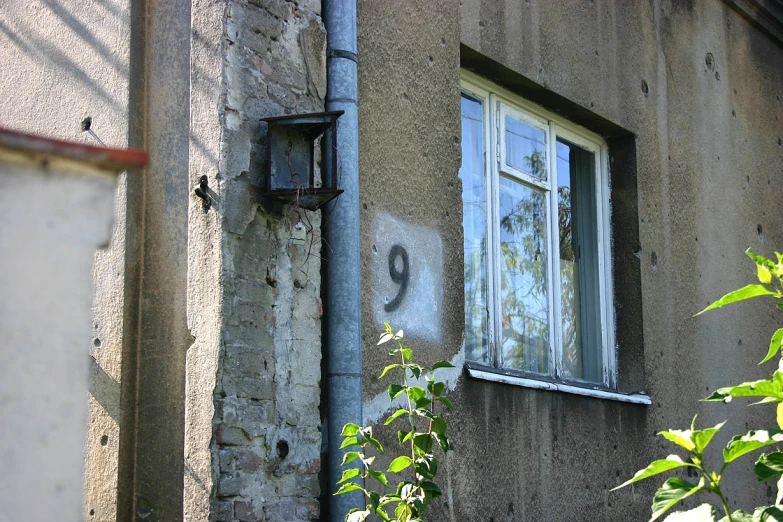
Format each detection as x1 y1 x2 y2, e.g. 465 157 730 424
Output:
358 0 783 520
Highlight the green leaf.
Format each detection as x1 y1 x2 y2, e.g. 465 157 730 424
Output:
364 430 384 453
759 264 774 284
756 452 783 482
415 456 438 479
398 429 411 444
431 416 447 436
778 403 783 430
389 384 406 400
341 423 362 436
750 397 780 406
428 381 446 397
436 396 454 409
662 503 716 522
762 329 783 365
434 432 450 453
747 249 778 271
401 348 413 361
703 378 783 403
378 333 394 345
346 509 371 522
650 478 704 521
340 436 361 449
612 455 693 490
420 481 442 495
413 433 432 452
753 506 783 521
342 451 361 466
432 361 455 370
334 482 365 496
367 469 389 487
337 467 361 484
388 456 413 473
696 284 778 316
724 430 783 464
406 386 428 405
659 430 696 452
379 364 402 379
408 365 422 380
384 408 409 426
692 421 726 453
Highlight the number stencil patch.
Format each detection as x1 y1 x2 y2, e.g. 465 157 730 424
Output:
371 213 443 342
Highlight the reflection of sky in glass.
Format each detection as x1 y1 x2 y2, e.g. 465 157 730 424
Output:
556 141 571 188
459 95 489 364
498 176 549 373
506 116 547 180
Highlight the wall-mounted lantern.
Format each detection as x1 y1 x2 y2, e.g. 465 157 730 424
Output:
259 110 344 211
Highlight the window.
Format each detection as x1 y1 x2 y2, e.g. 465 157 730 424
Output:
460 72 619 392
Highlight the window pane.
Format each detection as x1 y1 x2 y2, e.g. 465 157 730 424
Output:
557 139 603 383
498 176 549 373
460 95 490 364
505 115 547 180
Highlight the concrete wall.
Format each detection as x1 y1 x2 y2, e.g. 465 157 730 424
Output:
358 0 783 520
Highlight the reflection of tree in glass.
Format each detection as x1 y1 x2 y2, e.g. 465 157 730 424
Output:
498 151 549 372
464 235 488 362
558 184 582 379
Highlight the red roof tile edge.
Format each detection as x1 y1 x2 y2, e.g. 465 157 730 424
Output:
0 127 149 172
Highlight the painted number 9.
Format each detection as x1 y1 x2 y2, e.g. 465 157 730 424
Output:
384 244 409 312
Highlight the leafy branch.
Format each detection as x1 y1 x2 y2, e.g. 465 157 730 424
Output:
613 250 783 522
335 323 455 522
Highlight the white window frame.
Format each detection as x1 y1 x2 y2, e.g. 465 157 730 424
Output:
461 71 647 403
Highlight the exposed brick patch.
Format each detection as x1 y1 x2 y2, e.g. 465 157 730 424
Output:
210 0 325 520
234 500 262 522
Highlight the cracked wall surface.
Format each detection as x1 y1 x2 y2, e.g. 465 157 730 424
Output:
206 1 326 521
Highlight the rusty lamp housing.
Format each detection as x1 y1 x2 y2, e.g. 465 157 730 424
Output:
259 110 344 211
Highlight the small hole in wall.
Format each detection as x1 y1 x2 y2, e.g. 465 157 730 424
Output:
705 52 715 71
758 224 764 236
277 440 289 459
640 79 649 97
651 251 658 268
89 509 95 517
93 338 101 348
100 435 108 446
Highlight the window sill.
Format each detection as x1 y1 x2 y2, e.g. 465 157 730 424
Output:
466 366 651 405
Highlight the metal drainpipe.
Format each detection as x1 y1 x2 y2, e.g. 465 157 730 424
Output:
323 0 362 520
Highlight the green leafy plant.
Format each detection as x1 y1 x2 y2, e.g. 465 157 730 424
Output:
613 249 783 522
334 323 455 522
